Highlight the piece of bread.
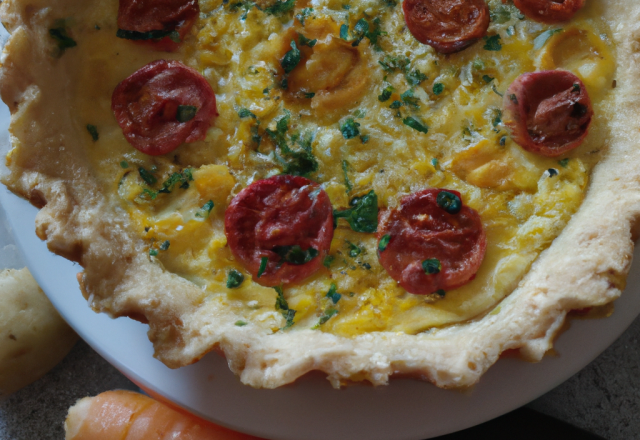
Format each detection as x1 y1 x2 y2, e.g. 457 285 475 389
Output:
0 267 78 397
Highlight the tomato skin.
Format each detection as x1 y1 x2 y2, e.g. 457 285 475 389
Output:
118 0 199 52
225 176 334 287
377 189 486 295
504 70 593 157
402 0 490 54
112 60 218 156
513 0 585 24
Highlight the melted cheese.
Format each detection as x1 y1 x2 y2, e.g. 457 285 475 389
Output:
73 0 616 336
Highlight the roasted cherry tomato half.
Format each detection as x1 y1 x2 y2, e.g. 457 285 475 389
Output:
117 0 199 51
402 0 490 54
225 175 334 287
504 70 593 157
112 60 218 156
377 188 486 295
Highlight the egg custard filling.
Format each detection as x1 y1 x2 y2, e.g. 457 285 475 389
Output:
90 0 616 335
2 0 638 389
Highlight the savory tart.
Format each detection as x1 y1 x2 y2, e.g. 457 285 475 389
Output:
1 0 639 389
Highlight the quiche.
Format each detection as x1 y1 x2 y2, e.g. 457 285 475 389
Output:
1 0 639 389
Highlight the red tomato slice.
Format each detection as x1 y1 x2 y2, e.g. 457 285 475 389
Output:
118 0 199 52
225 176 334 287
513 0 585 24
402 0 490 54
504 70 593 157
112 60 218 156
377 189 486 295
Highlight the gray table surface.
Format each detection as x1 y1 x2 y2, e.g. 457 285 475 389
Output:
1 315 639 440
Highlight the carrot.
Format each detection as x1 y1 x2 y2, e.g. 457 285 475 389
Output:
64 390 263 440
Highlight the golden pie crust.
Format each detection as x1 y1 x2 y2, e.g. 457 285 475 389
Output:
1 0 640 388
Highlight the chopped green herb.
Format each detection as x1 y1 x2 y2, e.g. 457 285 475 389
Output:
406 69 427 86
273 245 318 265
274 286 296 329
295 7 313 24
492 109 503 128
138 167 157 185
378 83 394 102
382 0 397 6
342 4 351 9
492 84 504 97
266 112 318 176
360 134 370 143
483 35 502 51
559 158 570 168
432 82 444 95
340 24 349 40
227 270 245 288
342 160 353 192
257 257 268 278
302 91 315 98
326 283 342 304
490 4 513 24
347 241 362 258
431 157 439 168
149 249 159 257
378 55 409 73
436 191 462 214
389 100 403 109
141 188 158 200
238 108 257 119
195 200 215 218
235 320 248 326
403 116 429 134
159 168 193 193
366 17 386 51
323 255 335 269
281 40 301 74
86 124 99 141
533 29 563 51
400 89 420 108
509 94 518 104
506 25 516 37
482 75 494 84
422 258 441 275
340 118 361 139
298 33 317 47
333 190 379 233
572 83 581 93
500 136 507 147
354 109 366 118
176 105 198 123
351 18 369 47
313 308 338 328
548 168 559 177
264 0 295 15
378 234 391 252
434 289 446 297
120 161 129 169
159 240 170 251
49 25 77 56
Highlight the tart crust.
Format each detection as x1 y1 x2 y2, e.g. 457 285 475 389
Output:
1 0 640 389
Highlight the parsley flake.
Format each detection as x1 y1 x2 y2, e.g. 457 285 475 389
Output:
422 258 442 275
333 190 379 233
86 124 99 141
378 234 391 252
176 105 198 123
257 257 268 278
340 118 361 139
436 191 462 214
403 117 429 134
227 270 245 288
281 40 301 74
483 35 502 51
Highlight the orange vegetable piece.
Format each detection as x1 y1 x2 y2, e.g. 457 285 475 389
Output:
65 390 263 440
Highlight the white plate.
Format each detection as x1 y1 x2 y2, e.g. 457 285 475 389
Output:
1 93 640 439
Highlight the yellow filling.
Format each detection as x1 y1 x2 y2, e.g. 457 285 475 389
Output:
70 0 615 336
